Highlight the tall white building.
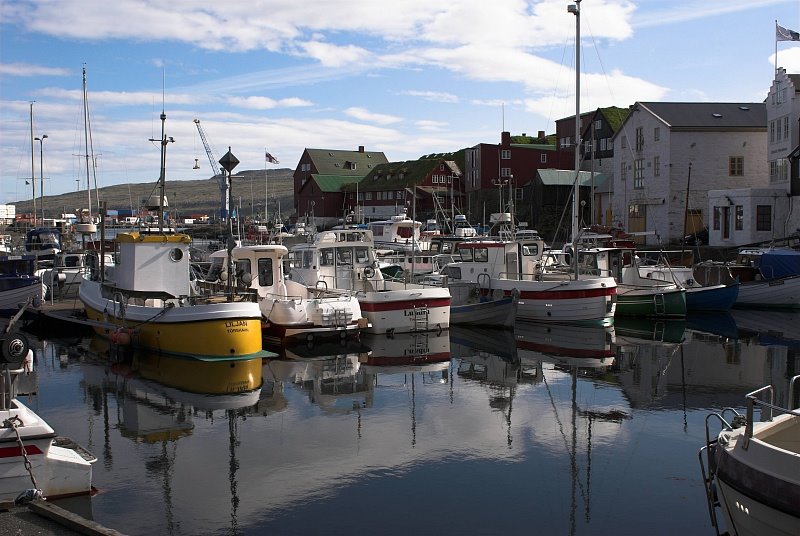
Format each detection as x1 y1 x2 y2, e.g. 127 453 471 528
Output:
612 102 767 246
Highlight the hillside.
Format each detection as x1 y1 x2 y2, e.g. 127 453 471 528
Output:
13 168 296 220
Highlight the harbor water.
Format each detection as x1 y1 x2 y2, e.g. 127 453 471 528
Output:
16 309 800 535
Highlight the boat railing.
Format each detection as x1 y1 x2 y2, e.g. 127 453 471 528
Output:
742 374 800 450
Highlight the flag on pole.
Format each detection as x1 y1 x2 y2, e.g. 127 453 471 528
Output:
265 151 280 164
777 24 800 42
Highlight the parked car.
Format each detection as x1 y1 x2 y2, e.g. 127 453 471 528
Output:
684 227 709 246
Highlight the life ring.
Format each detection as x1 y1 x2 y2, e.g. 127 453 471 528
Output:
1 332 30 365
364 266 375 278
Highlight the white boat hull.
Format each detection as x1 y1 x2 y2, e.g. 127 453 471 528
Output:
0 280 43 316
491 277 616 326
0 400 94 500
736 275 800 308
714 417 800 536
358 285 450 334
263 295 363 342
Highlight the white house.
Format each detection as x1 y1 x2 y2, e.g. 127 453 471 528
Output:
611 102 767 246
708 68 800 246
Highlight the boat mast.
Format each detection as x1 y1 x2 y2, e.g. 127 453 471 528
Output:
569 0 581 280
30 102 37 226
82 66 94 223
570 0 581 243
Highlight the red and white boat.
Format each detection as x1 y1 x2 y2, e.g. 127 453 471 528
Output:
290 229 450 334
437 231 616 326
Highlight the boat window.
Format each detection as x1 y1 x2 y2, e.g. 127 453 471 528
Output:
65 255 81 268
337 248 353 265
258 258 273 287
355 247 369 264
442 266 462 280
522 244 539 256
473 248 488 262
459 249 473 262
397 227 412 239
321 248 335 266
302 250 314 269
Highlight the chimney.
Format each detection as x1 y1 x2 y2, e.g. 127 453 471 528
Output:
358 146 365 153
538 130 545 139
501 131 511 146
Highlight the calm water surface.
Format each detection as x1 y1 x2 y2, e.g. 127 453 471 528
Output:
18 309 800 536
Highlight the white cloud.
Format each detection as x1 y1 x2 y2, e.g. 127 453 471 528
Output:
415 120 448 132
402 90 459 104
0 63 71 77
227 96 313 110
37 88 205 106
344 107 402 125
772 47 800 74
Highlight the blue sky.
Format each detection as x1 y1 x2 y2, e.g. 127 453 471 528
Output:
2 0 799 206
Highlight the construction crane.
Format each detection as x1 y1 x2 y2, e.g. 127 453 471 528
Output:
193 118 228 221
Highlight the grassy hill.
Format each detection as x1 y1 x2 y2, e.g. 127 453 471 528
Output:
13 168 295 221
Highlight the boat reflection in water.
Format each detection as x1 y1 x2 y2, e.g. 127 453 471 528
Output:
32 306 800 535
263 339 373 412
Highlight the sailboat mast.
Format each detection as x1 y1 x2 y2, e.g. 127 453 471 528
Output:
30 102 37 225
571 0 581 243
82 67 94 223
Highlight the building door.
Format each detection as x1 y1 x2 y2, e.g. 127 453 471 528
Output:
628 204 646 245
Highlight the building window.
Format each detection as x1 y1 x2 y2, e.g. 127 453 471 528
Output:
501 149 511 159
635 127 644 151
365 192 372 201
621 136 627 149
387 191 394 200
770 121 776 143
756 205 771 231
633 159 645 189
735 205 743 230
515 188 523 200
440 164 445 171
432 175 438 184
713 207 721 230
653 127 660 142
500 168 511 177
397 190 404 199
447 175 452 184
653 156 660 176
600 138 607 151
540 153 547 163
594 120 601 130
784 117 790 139
620 161 627 181
729 156 744 176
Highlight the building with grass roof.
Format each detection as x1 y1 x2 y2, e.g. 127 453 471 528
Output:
294 146 388 226
343 157 465 222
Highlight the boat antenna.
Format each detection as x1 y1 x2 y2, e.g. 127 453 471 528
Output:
149 70 174 234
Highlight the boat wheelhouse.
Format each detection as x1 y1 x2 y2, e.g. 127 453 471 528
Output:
290 229 450 334
206 243 365 343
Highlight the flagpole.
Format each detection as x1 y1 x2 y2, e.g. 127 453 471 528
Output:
775 20 778 74
264 149 268 225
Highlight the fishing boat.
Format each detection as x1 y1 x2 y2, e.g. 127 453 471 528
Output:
36 250 114 300
700 375 800 536
437 233 616 326
1 350 96 501
637 257 739 312
559 245 687 317
0 254 44 316
368 208 425 253
206 243 366 343
290 228 450 334
23 227 62 262
78 111 268 361
693 249 800 309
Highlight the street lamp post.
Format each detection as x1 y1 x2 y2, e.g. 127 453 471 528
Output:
34 134 48 225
